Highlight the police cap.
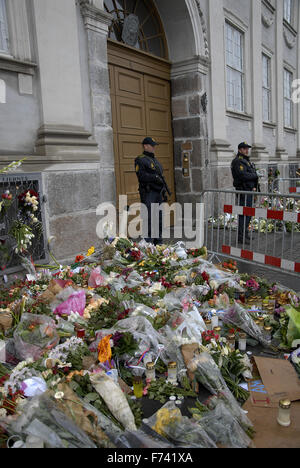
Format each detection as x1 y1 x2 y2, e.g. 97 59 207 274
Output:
238 141 252 150
142 137 159 146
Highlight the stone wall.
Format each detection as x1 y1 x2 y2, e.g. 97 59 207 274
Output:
171 70 209 204
43 170 101 261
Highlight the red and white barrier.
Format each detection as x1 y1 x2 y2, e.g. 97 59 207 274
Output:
222 203 300 273
224 205 300 223
289 187 300 194
222 245 300 274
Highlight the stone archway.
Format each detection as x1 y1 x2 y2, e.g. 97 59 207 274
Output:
80 0 210 207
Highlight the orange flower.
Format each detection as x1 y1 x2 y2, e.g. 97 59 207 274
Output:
98 335 112 364
75 255 84 263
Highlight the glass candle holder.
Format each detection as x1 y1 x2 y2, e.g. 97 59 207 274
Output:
167 362 177 384
211 314 219 329
76 329 85 339
264 326 272 343
146 362 156 382
227 334 236 351
205 319 212 331
213 326 222 337
238 332 247 352
258 317 265 328
133 376 143 399
277 400 291 427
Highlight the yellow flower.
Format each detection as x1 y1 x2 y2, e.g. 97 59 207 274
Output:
87 246 95 257
152 408 181 437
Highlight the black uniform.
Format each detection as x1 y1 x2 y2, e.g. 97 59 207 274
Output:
231 152 259 242
135 151 166 244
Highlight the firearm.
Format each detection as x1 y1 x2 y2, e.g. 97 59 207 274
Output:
159 173 172 198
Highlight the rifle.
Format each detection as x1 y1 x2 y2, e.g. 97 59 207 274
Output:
143 154 172 198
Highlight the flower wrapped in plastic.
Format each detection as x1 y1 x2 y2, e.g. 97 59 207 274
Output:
13 313 59 361
7 393 97 448
90 372 137 431
113 429 173 449
146 401 216 448
188 352 253 433
219 302 270 348
198 399 252 448
163 307 205 347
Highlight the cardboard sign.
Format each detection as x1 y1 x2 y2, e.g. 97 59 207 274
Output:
254 356 300 403
247 379 277 408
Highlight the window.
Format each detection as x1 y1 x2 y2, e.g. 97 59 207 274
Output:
0 0 9 53
284 0 292 24
104 0 167 59
226 22 244 112
284 69 293 127
262 54 271 122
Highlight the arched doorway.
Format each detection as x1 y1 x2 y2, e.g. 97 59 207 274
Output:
105 0 175 213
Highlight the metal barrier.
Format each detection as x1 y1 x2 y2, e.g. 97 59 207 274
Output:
200 189 300 276
0 173 48 276
271 178 300 194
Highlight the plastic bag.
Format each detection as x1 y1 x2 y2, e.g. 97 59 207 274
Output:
114 429 173 448
164 307 205 347
198 399 251 448
90 372 137 431
53 384 114 448
94 316 170 363
146 402 216 448
13 313 59 361
53 290 86 317
8 393 97 448
286 306 300 347
220 302 270 348
21 377 48 397
88 267 107 288
188 352 253 432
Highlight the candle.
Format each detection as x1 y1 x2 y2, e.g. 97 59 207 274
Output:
239 332 247 352
167 362 177 384
277 400 291 427
145 362 156 382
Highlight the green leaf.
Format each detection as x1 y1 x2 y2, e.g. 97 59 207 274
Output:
83 392 99 403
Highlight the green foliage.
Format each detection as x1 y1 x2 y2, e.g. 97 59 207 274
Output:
66 343 91 371
112 332 138 357
148 378 197 404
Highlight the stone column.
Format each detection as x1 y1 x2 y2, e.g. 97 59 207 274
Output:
171 57 210 206
208 0 233 163
80 0 116 203
32 0 99 159
297 2 300 159
251 0 268 162
275 0 288 160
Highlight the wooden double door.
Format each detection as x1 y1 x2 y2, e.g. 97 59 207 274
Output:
108 40 175 214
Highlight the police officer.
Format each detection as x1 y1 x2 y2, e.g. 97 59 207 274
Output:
231 142 259 245
135 137 167 245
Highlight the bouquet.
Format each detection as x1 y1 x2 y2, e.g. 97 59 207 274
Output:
146 401 216 448
90 372 137 431
198 399 251 448
220 302 270 348
13 313 59 361
188 352 253 433
7 393 97 448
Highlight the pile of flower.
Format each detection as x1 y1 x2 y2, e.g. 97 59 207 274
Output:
0 159 44 272
0 238 299 448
